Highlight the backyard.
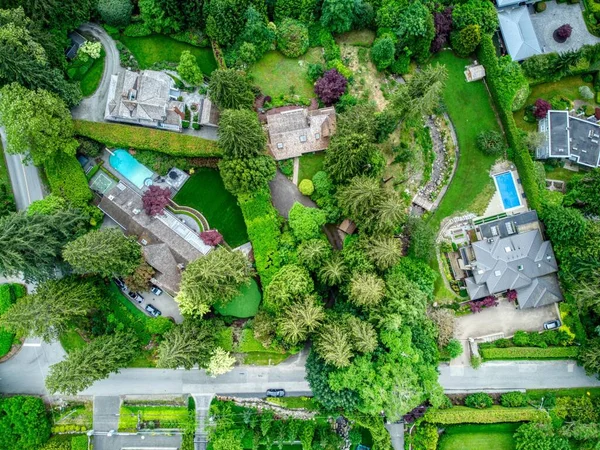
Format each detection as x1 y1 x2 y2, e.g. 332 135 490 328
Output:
118 34 217 75
438 423 519 450
248 48 323 99
214 279 261 318
298 152 326 182
173 168 248 248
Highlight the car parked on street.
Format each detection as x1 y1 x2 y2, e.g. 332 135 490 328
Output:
266 389 286 397
145 304 162 317
128 291 144 304
543 319 562 330
151 285 163 296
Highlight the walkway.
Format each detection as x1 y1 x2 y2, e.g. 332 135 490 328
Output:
192 394 214 450
269 171 316 218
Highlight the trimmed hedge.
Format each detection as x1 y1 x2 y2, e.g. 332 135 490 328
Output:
74 120 221 157
44 155 92 207
477 34 542 212
480 346 579 360
425 406 547 424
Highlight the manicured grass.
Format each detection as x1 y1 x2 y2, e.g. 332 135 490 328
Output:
243 351 290 365
249 48 323 99
480 346 579 360
217 327 234 352
52 403 93 428
526 387 600 401
235 329 291 365
119 34 217 75
173 168 248 247
81 48 105 96
59 328 87 354
119 405 189 431
298 152 326 182
214 279 261 318
438 423 519 450
428 51 500 228
544 165 579 182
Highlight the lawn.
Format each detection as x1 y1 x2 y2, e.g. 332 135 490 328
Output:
298 152 326 182
173 168 249 247
80 48 105 96
119 405 189 431
214 279 261 318
58 328 87 354
248 48 323 99
438 423 519 450
118 34 217 75
544 164 579 183
52 403 93 429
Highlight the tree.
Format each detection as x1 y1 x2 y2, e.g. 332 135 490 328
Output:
370 35 395 71
320 0 354 34
315 69 347 106
205 0 248 47
156 321 218 369
0 396 51 450
392 64 448 120
219 156 276 195
318 255 347 286
277 19 309 58
237 6 275 61
288 203 327 241
375 272 428 329
124 262 155 292
450 24 481 57
408 218 436 260
541 204 587 245
533 98 551 119
142 185 171 216
476 130 505 155
200 230 224 246
428 308 455 348
364 236 402 271
46 332 138 394
177 51 204 85
206 347 236 376
176 247 254 317
97 0 133 26
1 277 100 342
27 195 67 216
554 24 573 43
208 69 254 110
218 109 266 159
63 228 142 277
278 297 324 344
0 210 87 281
579 338 600 377
324 133 381 183
565 169 600 216
395 0 435 63
314 322 354 368
346 316 377 353
210 430 243 450
297 239 331 271
138 0 182 33
0 83 78 165
431 6 453 53
452 0 498 34
263 264 314 313
298 179 314 196
444 339 463 359
348 272 385 307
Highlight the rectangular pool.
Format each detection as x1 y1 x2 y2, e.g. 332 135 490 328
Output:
493 171 522 211
109 149 154 189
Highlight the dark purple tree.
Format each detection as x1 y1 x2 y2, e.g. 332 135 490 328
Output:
506 289 517 302
142 185 171 216
554 24 572 43
314 69 347 106
431 7 453 53
533 98 551 119
481 295 499 308
200 230 224 246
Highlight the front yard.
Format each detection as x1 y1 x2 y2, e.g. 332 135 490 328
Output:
214 279 261 318
298 152 326 182
438 423 519 450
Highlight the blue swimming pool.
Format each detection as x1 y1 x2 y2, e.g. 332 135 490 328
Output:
109 149 154 189
494 171 522 210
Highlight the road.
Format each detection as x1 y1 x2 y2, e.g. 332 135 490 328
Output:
1 127 44 210
71 23 122 122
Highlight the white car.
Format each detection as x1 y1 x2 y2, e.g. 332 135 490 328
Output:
151 286 163 296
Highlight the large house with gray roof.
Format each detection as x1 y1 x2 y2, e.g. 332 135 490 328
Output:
458 211 563 309
497 5 542 61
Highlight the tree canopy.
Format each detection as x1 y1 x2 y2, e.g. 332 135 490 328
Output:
0 396 51 450
208 69 255 110
218 109 267 159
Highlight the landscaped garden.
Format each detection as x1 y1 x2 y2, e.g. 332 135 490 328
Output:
173 168 249 248
79 48 106 97
438 423 519 450
214 279 261 318
298 152 326 182
119 402 189 432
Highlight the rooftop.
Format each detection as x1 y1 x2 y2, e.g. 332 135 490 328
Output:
497 6 542 61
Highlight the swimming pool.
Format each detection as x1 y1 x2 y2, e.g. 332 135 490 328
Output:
493 171 522 211
109 149 154 189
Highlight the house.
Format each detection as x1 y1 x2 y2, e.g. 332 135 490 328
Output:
537 110 600 168
98 183 212 294
266 107 336 160
105 70 185 132
66 31 86 60
497 6 542 61
459 211 563 309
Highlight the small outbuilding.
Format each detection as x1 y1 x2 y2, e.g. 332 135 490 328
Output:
338 219 357 236
464 63 486 82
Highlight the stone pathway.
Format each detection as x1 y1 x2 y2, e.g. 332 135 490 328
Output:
292 157 300 185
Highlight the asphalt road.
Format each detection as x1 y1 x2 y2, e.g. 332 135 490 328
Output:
1 127 44 210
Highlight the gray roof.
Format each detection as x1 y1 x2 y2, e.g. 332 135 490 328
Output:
496 0 534 8
498 6 542 61
516 274 563 308
543 110 600 168
479 210 539 239
143 243 182 294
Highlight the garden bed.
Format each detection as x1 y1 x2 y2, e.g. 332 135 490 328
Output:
425 406 547 424
118 405 189 432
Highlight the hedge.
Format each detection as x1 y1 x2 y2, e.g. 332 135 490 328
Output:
477 34 542 213
481 346 579 360
425 406 547 424
44 155 92 207
74 120 221 157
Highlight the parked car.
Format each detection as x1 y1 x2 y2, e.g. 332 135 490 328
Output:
114 278 126 290
266 389 286 398
543 319 562 330
145 304 162 317
128 291 144 304
151 285 163 296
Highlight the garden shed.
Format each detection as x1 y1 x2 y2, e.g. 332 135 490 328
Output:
464 64 486 82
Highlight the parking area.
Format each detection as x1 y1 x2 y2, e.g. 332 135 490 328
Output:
116 280 183 324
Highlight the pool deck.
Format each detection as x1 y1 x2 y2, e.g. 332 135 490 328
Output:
482 162 528 218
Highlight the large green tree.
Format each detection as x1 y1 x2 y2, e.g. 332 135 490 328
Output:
263 264 314 313
156 321 218 369
218 109 267 159
541 204 587 245
0 396 51 450
219 156 276 195
138 0 182 33
348 272 385 308
45 332 138 395
208 69 254 110
324 133 382 184
177 50 204 85
288 203 327 241
565 169 600 216
314 322 354 368
63 228 142 278
205 0 249 47
395 0 434 63
97 0 133 27
176 247 254 317
320 0 354 34
0 83 78 165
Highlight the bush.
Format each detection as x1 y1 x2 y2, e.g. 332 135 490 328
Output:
444 339 464 359
123 22 152 37
480 346 579 360
465 393 494 409
579 85 594 99
425 405 547 424
97 0 133 27
77 136 103 157
370 36 395 70
74 120 220 156
451 24 482 57
45 155 92 207
277 19 309 58
501 391 527 407
314 69 347 105
390 53 411 75
535 1 547 12
71 435 88 450
533 98 551 119
555 24 573 41
476 130 505 155
298 179 314 196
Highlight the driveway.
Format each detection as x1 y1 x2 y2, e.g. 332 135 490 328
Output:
93 434 181 450
93 396 121 432
269 171 316 218
125 288 184 324
71 23 123 122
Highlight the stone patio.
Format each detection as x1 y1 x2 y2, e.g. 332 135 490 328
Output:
530 1 600 53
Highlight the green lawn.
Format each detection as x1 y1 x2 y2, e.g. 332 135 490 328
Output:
59 328 87 354
249 48 323 99
174 168 248 247
81 48 105 96
214 279 261 318
298 152 326 182
438 423 519 450
119 405 189 431
119 34 217 75
544 164 579 183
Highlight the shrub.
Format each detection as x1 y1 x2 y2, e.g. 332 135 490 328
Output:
97 0 133 27
314 69 347 105
480 346 579 360
44 155 92 206
390 53 411 75
298 179 314 196
465 393 494 409
444 339 464 359
0 329 15 357
123 22 152 37
71 435 88 450
450 24 482 57
533 98 551 119
501 391 527 407
277 19 309 58
307 63 325 83
476 130 505 155
370 36 395 70
200 230 223 246
555 24 573 41
579 85 594 99
471 355 482 369
535 1 547 12
425 405 547 424
288 202 326 241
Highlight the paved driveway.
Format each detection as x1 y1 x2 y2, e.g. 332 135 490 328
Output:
94 434 181 450
269 171 316 218
123 288 183 324
93 396 121 432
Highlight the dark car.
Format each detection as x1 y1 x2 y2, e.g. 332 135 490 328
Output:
128 291 144 304
145 304 162 317
151 286 163 296
266 389 286 398
543 319 562 330
114 278 126 290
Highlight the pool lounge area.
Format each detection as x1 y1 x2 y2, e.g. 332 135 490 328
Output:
493 171 522 211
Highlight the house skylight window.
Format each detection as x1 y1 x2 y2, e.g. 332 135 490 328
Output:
504 247 512 253
518 265 524 271
494 270 502 276
315 133 321 139
299 135 307 142
277 142 284 149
